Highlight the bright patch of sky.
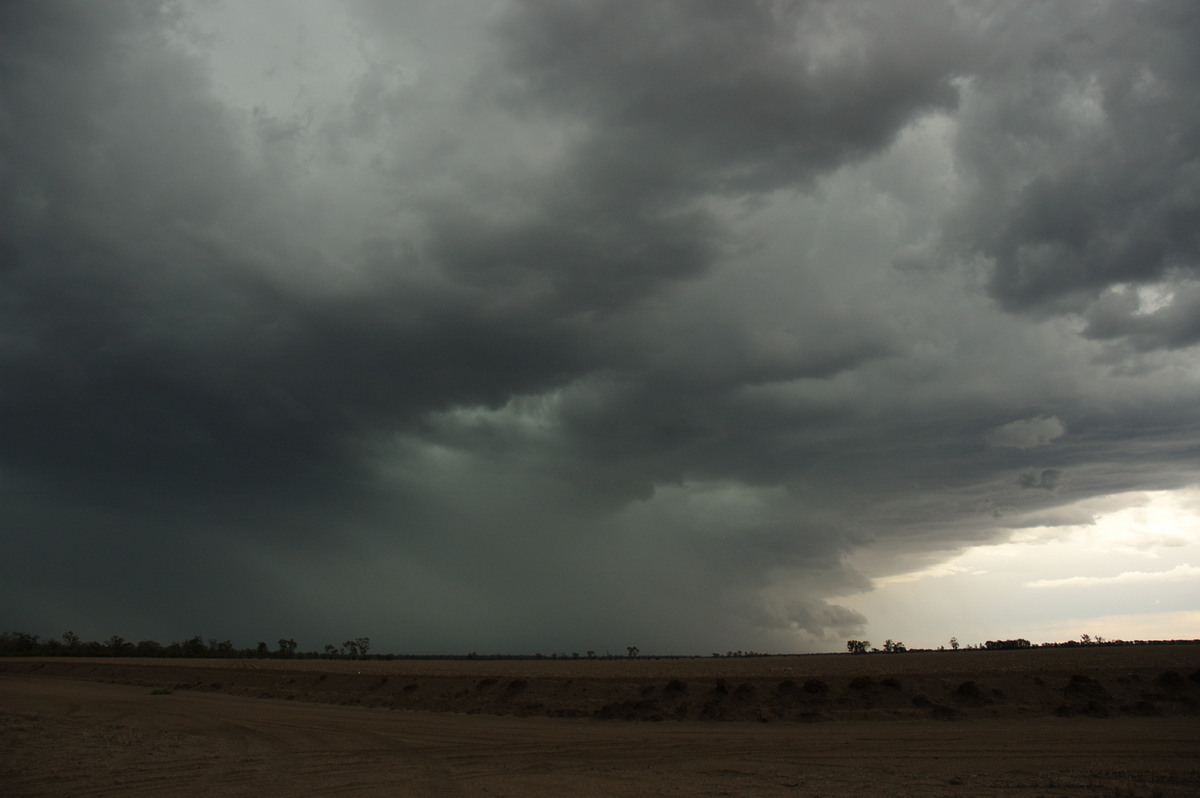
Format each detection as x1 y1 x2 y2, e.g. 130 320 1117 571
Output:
841 487 1200 648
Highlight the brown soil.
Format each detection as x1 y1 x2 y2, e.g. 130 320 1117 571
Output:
3 647 1199 796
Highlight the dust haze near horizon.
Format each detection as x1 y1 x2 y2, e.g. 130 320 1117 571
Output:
2 1 1198 655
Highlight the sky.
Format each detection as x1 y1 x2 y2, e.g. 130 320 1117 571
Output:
2 0 1198 656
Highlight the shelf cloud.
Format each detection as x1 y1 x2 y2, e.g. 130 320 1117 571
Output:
1 0 1198 653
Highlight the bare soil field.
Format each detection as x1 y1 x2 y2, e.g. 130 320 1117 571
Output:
3 646 1199 796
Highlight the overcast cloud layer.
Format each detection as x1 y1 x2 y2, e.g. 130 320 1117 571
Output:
2 1 1198 654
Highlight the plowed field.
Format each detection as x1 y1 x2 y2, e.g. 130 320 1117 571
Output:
3 646 1199 796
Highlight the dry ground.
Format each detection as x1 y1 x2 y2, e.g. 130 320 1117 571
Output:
3 647 1199 796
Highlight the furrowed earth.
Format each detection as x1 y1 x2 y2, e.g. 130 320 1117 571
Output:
3 646 1199 796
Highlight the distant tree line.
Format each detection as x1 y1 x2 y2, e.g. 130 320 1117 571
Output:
0 631 379 660
847 634 1200 654
984 638 1032 650
1 632 658 661
846 639 907 654
6 629 1198 660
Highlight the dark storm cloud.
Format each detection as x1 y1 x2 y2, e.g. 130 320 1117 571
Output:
497 0 966 196
0 1 591 499
416 0 963 508
950 1 1200 327
1082 283 1200 351
2 0 1198 653
427 0 968 319
1017 469 1062 492
427 202 718 316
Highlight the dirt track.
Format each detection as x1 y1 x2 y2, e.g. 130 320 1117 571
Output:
3 648 1200 796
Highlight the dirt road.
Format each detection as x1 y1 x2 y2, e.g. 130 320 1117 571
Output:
3 674 1198 797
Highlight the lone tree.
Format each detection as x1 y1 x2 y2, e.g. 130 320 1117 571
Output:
846 639 870 654
627 645 639 658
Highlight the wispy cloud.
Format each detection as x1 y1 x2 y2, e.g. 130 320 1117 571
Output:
1025 563 1200 589
987 416 1066 450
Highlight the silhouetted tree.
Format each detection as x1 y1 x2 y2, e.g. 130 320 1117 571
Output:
2 632 40 655
105 635 134 655
181 636 208 658
985 638 1031 650
136 639 164 657
846 639 870 654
